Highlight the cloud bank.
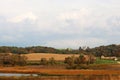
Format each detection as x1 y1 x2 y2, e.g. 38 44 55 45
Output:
0 0 120 48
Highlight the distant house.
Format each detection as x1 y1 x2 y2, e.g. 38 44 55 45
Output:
101 55 118 61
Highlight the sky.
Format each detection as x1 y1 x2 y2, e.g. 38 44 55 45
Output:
0 0 120 49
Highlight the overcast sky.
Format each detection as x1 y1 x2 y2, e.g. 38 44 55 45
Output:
0 0 120 49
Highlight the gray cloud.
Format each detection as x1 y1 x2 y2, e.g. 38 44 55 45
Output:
0 0 120 48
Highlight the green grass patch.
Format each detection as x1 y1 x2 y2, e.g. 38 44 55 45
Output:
95 58 117 64
27 60 65 66
27 61 40 65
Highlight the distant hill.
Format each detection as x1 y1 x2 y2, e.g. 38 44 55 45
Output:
90 44 120 57
0 46 79 54
0 44 120 57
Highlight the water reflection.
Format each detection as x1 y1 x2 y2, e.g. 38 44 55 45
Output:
0 73 38 77
0 73 119 80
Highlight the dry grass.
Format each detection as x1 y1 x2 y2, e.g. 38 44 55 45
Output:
24 53 79 61
0 66 119 76
0 75 120 80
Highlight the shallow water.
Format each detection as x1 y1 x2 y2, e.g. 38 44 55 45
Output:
0 73 38 77
0 73 119 80
38 75 120 80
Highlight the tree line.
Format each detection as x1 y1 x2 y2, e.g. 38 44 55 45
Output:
0 46 79 54
89 44 120 57
0 44 120 57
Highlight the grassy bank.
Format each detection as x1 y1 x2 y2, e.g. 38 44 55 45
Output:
95 57 118 64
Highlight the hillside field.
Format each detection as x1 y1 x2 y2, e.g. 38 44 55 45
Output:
24 53 79 61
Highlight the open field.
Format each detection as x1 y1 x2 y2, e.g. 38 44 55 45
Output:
24 53 119 65
95 57 118 64
24 53 79 61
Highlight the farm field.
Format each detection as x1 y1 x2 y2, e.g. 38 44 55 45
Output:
24 53 80 61
24 53 119 65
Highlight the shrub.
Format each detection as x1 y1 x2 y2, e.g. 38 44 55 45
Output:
0 53 27 66
40 58 48 65
10 54 27 66
64 56 75 66
48 57 56 65
64 54 96 69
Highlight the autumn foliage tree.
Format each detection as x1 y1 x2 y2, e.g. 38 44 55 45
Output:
40 58 48 65
48 57 56 65
0 53 27 66
64 54 96 69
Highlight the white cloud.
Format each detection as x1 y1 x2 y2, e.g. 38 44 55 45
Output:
7 12 37 23
57 8 91 28
47 8 107 35
0 1 120 48
58 8 90 20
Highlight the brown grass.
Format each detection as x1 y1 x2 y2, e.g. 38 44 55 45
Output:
0 66 119 76
24 53 79 61
0 75 120 80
